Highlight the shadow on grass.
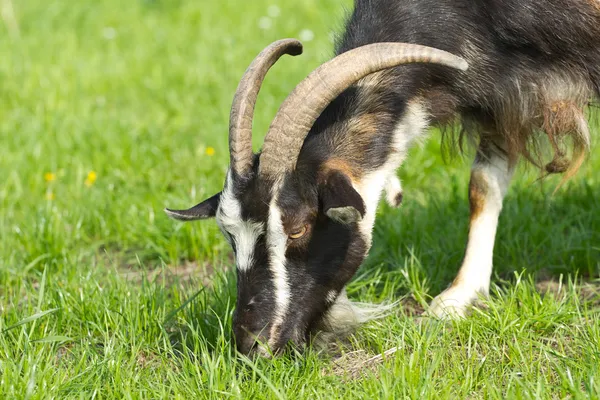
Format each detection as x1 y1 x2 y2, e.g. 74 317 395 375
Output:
365 179 600 296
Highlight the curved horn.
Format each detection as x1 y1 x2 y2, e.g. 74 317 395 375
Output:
258 43 468 177
229 39 303 176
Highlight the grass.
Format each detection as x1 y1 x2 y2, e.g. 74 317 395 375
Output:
0 0 599 398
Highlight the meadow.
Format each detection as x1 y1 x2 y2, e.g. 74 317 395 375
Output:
0 0 599 398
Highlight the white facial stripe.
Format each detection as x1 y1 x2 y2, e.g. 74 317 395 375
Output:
216 171 264 272
232 221 264 272
219 173 291 345
266 193 290 340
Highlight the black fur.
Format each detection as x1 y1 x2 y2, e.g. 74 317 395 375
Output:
320 170 366 223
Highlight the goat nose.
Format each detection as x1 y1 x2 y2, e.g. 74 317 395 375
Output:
234 327 275 357
236 331 258 355
234 323 262 352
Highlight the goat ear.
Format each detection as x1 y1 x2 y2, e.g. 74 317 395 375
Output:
164 192 221 221
319 171 366 225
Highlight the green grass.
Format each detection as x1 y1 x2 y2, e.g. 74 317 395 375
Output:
1 0 599 398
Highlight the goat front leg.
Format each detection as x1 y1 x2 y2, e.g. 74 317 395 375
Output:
385 173 403 207
428 142 515 318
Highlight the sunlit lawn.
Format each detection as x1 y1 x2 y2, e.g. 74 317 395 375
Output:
1 0 599 398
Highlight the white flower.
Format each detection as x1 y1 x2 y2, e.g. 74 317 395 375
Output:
102 27 117 40
258 17 272 30
267 5 281 18
299 29 315 42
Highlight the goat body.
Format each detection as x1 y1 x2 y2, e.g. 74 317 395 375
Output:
303 0 600 317
167 0 600 355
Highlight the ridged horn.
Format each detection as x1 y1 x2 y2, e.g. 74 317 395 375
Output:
229 39 303 176
258 43 468 177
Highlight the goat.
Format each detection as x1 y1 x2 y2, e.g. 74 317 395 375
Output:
166 0 600 356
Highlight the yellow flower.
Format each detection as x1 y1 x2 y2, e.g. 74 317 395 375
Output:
45 191 55 201
205 147 215 156
85 171 97 187
44 172 57 182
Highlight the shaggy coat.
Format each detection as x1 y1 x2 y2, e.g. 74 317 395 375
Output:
308 0 600 180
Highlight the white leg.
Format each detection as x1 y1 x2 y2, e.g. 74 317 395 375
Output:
385 174 403 207
428 144 515 318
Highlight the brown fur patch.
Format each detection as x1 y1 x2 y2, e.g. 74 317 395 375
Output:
497 71 592 178
393 192 403 207
330 111 393 172
446 49 596 183
423 88 460 125
319 158 360 183
346 113 380 138
541 100 589 185
587 0 600 12
468 169 488 221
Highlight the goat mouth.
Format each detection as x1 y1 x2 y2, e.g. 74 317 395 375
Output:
236 305 339 357
241 319 346 357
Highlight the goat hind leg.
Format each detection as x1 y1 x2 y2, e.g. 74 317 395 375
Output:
427 142 515 318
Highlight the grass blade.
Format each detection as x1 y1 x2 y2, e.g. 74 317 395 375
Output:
238 355 285 400
30 335 73 343
163 288 205 325
2 308 59 333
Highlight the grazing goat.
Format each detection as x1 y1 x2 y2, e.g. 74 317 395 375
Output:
166 0 600 356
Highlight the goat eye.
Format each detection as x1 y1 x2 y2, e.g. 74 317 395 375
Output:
288 225 308 240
